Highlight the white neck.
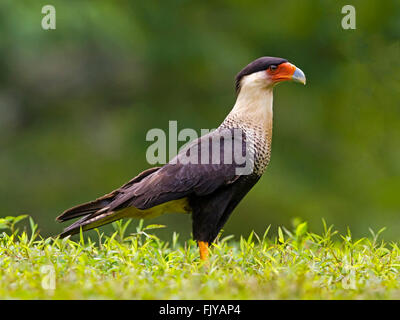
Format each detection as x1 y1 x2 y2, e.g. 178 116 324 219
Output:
227 82 274 133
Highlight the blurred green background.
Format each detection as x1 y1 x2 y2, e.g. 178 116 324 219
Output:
1 0 399 240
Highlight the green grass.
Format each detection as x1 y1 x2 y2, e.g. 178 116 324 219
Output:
1 215 400 299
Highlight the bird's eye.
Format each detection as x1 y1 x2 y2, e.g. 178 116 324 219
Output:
269 65 278 71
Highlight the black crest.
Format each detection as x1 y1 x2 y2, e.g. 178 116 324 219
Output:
235 56 288 93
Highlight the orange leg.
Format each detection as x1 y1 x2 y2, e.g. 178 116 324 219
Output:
198 241 209 261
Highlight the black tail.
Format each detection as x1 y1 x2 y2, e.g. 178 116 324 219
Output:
56 193 120 238
56 197 114 222
56 167 161 238
58 209 126 238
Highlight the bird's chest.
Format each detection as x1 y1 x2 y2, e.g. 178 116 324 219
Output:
220 115 272 176
245 126 272 175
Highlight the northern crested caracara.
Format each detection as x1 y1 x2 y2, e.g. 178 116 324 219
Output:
56 57 306 260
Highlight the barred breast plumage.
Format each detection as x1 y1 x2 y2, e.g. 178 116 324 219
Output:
220 112 272 176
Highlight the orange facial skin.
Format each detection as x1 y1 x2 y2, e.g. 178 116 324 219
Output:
266 62 296 83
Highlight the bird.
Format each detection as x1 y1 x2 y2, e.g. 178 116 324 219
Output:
56 56 306 261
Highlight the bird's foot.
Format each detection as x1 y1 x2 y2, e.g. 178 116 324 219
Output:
198 241 209 261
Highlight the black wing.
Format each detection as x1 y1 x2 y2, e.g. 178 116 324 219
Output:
106 127 252 212
56 127 253 237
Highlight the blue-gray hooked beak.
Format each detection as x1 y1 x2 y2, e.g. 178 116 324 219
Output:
292 67 306 85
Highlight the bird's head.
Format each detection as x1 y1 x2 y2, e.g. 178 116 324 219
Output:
235 57 306 94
